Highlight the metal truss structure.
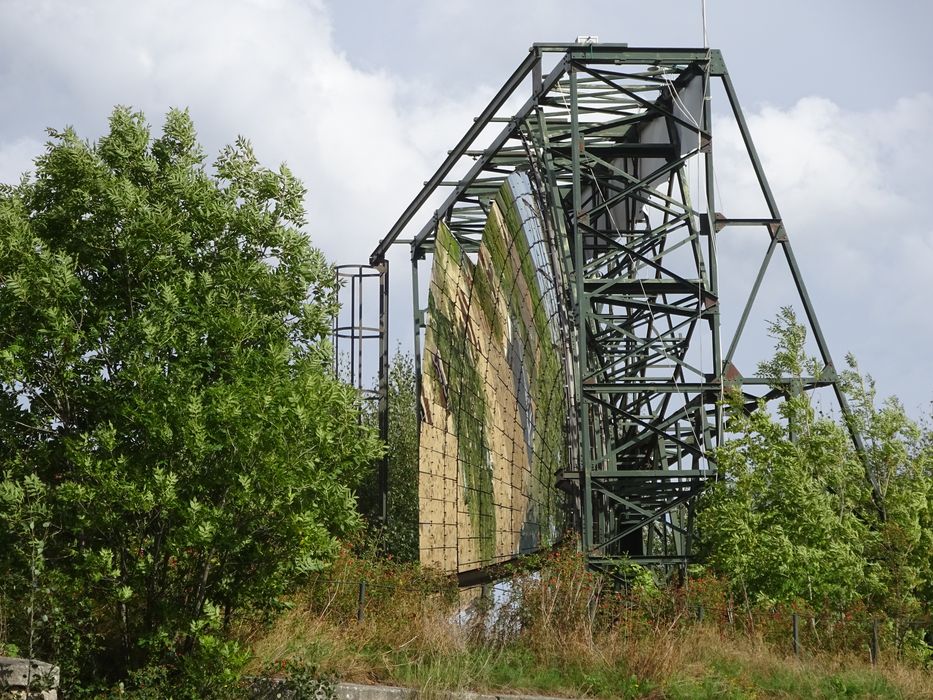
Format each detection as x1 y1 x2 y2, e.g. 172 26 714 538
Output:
365 43 865 578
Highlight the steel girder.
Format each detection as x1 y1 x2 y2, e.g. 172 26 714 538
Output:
371 44 864 578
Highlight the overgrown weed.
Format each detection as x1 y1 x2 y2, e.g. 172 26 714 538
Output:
248 543 932 698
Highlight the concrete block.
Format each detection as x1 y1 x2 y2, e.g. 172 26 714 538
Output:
0 656 59 700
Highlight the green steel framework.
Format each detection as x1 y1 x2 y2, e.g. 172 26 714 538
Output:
368 44 876 578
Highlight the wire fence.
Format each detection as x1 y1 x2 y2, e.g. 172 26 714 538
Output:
655 599 931 666
299 568 933 668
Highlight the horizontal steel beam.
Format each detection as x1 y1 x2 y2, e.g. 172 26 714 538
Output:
563 469 713 479
370 49 540 263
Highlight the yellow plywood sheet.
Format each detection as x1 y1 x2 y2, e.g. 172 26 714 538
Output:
419 173 569 575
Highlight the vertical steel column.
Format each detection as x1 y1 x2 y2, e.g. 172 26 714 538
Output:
357 267 364 396
377 260 390 523
411 249 423 425
349 268 357 388
569 63 593 553
701 55 724 447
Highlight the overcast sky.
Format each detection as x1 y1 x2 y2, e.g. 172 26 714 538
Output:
1 0 931 415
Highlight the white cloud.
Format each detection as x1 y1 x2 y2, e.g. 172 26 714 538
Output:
716 95 931 229
0 0 485 261
1 0 929 409
713 92 933 411
0 137 42 185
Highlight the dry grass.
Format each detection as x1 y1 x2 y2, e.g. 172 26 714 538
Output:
244 548 465 685
245 548 933 699
667 624 933 699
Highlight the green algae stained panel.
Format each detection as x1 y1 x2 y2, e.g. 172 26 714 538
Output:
419 174 569 574
419 223 494 571
494 173 568 551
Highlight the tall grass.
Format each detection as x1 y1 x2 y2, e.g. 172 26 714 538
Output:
245 544 932 698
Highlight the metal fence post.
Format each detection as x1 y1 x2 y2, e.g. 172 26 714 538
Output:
357 580 367 623
792 612 800 657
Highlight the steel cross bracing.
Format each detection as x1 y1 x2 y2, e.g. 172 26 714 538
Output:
371 44 872 578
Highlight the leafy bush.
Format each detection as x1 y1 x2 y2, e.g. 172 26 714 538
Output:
697 309 933 641
357 350 419 562
0 108 382 693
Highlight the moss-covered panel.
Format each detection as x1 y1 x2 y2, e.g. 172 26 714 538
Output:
419 174 569 573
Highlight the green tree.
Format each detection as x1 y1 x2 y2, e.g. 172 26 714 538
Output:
358 350 419 562
699 309 933 629
842 358 933 622
698 310 873 608
0 108 382 692
698 398 872 607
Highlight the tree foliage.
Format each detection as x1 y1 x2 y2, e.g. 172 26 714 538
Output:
0 107 382 691
358 350 419 562
698 309 932 629
842 357 933 619
698 393 871 607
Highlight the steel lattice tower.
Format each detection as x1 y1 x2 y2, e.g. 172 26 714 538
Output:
366 43 867 578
